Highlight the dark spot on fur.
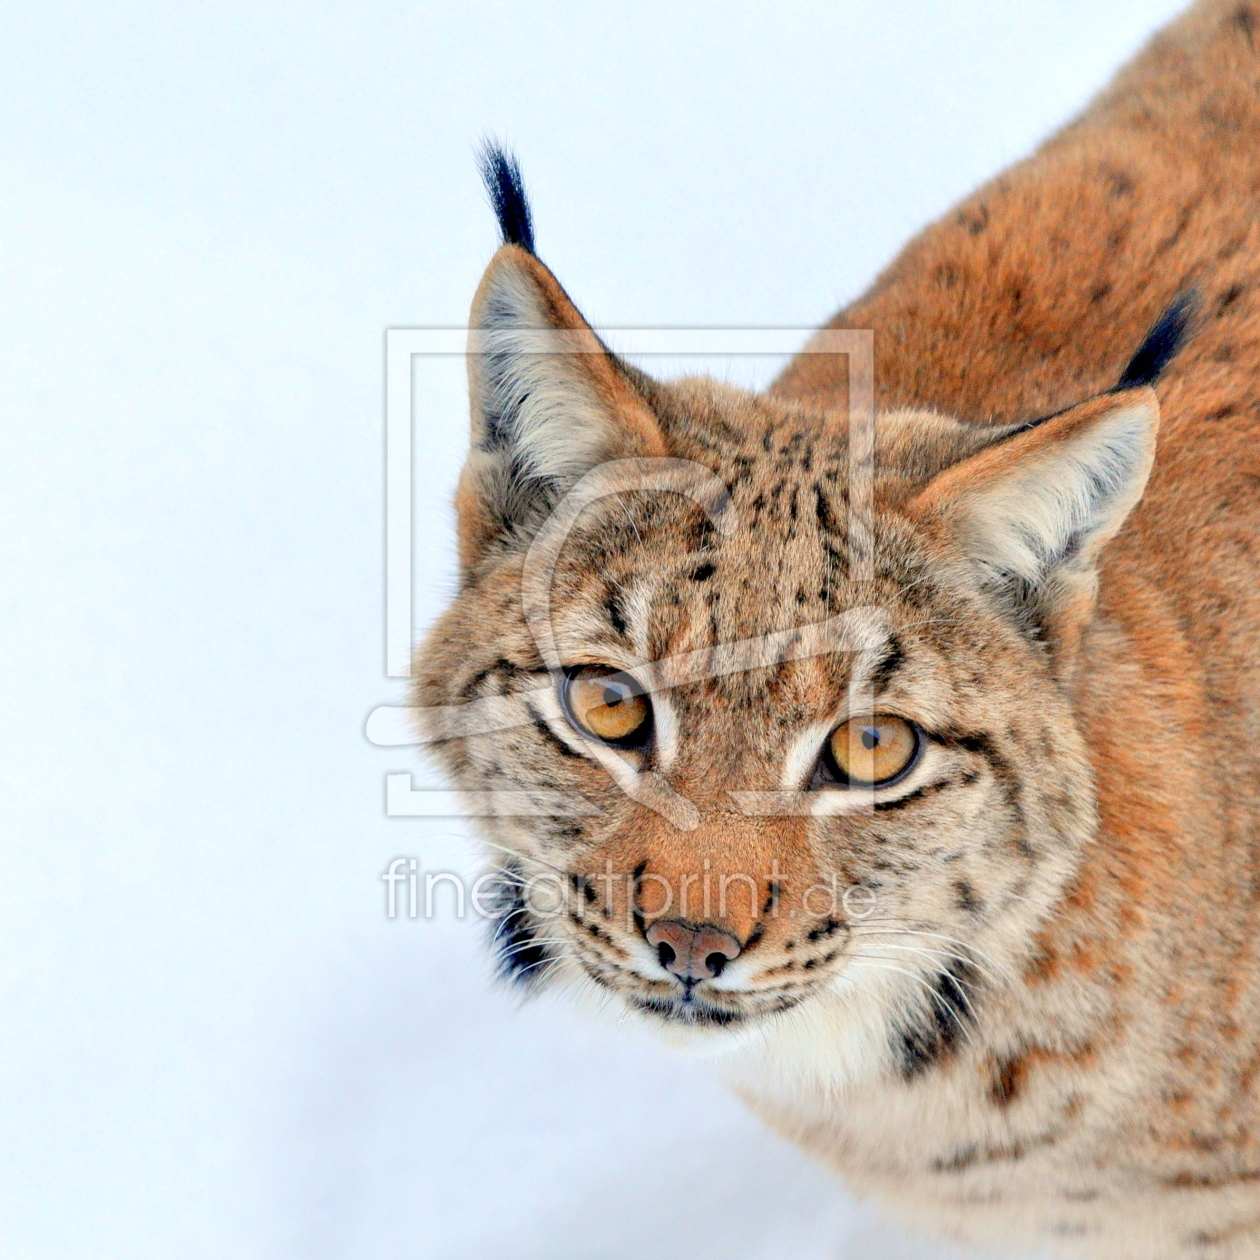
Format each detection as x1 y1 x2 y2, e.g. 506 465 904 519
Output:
1105 169 1135 198
895 959 978 1079
960 204 989 235
870 636 904 690
1233 3 1256 45
806 919 842 942
605 589 627 635
932 1119 1065 1172
1161 1167 1260 1189
813 484 841 535
1218 283 1245 313
691 562 715 582
490 869 552 986
461 658 520 700
528 708 583 758
947 731 1032 855
992 1052 1027 1106
955 879 982 915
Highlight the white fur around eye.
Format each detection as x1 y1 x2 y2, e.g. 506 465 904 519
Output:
782 719 837 789
646 689 681 772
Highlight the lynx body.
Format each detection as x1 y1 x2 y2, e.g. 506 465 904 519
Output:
418 3 1260 1254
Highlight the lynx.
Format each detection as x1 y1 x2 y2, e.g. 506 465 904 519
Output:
416 2 1260 1254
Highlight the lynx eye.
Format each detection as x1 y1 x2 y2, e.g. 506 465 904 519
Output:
821 715 920 787
560 666 651 747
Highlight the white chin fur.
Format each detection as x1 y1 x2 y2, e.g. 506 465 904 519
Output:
712 979 895 1102
548 954 898 1099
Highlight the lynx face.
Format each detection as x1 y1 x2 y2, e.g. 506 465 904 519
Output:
416 151 1171 1078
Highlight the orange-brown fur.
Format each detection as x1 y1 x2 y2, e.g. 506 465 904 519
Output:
769 6 1260 1250
418 4 1260 1254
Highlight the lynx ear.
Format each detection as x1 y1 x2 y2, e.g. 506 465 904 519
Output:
456 245 667 566
908 388 1160 671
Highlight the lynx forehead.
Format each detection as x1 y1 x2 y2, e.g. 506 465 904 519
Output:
418 3 1260 1255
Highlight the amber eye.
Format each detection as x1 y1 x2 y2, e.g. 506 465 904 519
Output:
560 666 651 746
822 715 920 787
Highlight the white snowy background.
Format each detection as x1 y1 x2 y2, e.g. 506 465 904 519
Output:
0 2 1189 1257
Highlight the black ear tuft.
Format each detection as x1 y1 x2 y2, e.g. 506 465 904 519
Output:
1112 290 1198 391
478 141 536 255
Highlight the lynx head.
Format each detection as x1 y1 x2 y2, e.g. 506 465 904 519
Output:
416 148 1183 1079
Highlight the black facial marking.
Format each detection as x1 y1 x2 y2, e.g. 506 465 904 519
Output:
690 562 716 582
950 732 1032 856
631 861 648 935
805 918 842 943
526 710 579 756
460 658 520 700
489 869 552 986
527 707 583 758
605 589 628 635
895 959 979 1079
870 636 905 690
873 777 959 812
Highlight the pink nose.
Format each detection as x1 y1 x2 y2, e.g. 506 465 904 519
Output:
645 920 743 982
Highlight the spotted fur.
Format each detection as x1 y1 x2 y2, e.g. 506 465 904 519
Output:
418 5 1260 1254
